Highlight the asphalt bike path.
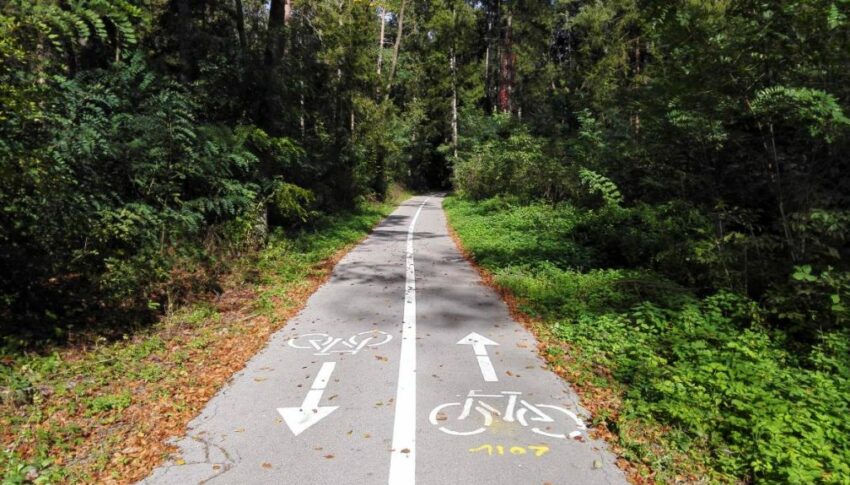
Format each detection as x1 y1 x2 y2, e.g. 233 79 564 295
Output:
142 195 627 485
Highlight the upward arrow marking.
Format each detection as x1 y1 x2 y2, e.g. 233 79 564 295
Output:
277 362 339 436
457 332 500 382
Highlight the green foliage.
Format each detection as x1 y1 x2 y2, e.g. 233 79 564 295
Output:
86 392 131 414
269 182 317 227
578 168 623 208
769 264 850 332
453 114 567 201
4 0 145 55
751 86 850 144
0 55 265 334
557 293 850 483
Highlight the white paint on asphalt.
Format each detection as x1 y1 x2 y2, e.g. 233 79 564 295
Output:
388 198 429 485
288 330 393 355
457 332 500 382
277 361 339 436
428 390 588 439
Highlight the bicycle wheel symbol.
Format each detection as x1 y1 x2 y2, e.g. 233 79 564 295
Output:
287 330 393 355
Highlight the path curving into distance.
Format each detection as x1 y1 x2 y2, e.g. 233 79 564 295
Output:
141 195 628 485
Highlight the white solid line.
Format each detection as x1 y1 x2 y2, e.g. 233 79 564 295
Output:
388 197 429 485
476 355 498 382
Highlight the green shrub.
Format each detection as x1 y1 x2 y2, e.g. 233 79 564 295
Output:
453 115 569 201
269 182 317 228
0 56 265 335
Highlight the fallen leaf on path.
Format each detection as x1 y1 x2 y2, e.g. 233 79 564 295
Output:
261 463 272 469
324 454 335 459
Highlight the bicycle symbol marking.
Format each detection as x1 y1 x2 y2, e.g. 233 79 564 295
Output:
287 330 393 356
429 390 587 439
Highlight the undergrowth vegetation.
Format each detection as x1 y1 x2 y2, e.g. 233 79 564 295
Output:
0 196 402 484
445 196 850 484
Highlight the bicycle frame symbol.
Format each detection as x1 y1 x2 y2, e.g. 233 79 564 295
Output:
429 390 587 439
287 330 393 356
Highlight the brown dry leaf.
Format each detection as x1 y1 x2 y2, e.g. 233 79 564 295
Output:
323 454 335 459
401 448 411 454
261 463 272 469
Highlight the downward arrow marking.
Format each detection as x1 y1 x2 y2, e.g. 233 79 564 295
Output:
277 362 338 436
457 332 500 382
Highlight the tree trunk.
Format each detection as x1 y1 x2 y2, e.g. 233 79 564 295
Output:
176 0 193 82
497 6 513 114
377 7 386 76
451 48 458 158
484 19 492 103
234 0 247 54
267 0 292 66
261 0 292 131
384 0 407 100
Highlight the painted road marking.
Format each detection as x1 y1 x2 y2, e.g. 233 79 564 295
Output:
388 198 429 485
468 444 551 457
277 362 339 436
287 330 393 355
457 332 499 382
429 390 587 439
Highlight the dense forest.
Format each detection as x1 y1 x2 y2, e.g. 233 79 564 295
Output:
2 0 849 483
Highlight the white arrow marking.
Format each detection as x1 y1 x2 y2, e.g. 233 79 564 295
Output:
277 362 338 436
458 332 500 382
